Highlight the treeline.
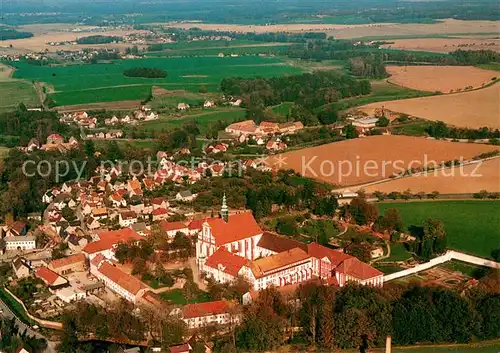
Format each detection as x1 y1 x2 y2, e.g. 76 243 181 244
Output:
123 67 167 78
349 54 388 78
76 35 122 44
0 109 73 145
215 277 500 352
221 71 371 110
425 121 500 140
0 28 33 40
287 41 499 66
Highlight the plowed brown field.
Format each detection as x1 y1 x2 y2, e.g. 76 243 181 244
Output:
268 135 499 186
386 66 498 93
359 158 500 194
359 83 500 129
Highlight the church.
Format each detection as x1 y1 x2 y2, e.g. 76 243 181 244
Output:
195 196 384 291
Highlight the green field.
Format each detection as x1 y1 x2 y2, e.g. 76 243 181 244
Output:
377 201 500 258
11 56 302 106
387 242 413 262
270 102 294 116
159 288 211 305
140 108 246 133
0 80 39 112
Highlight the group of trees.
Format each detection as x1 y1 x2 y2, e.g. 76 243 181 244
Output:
76 35 122 44
221 71 371 112
0 28 33 40
0 317 47 353
425 121 500 140
217 278 500 352
348 54 388 78
58 300 188 352
123 67 168 78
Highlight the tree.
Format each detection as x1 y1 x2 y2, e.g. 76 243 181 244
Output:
345 124 359 139
376 208 403 234
131 257 147 276
348 197 378 225
376 116 389 127
161 318 186 350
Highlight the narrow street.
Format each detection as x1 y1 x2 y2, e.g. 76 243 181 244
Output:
0 298 56 353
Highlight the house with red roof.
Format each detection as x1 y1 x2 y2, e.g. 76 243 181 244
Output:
170 300 240 329
90 257 147 303
152 207 169 222
48 253 86 275
46 133 64 144
159 220 189 239
35 267 68 289
83 228 142 260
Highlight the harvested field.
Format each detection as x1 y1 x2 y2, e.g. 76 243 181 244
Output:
55 100 143 112
152 87 186 97
359 83 500 129
268 135 499 186
361 158 500 194
162 19 500 39
386 66 498 93
381 38 500 53
2 28 148 52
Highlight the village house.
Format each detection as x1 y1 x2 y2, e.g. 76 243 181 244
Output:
90 256 147 303
225 120 259 136
203 100 216 108
176 190 197 202
48 253 86 275
46 133 64 145
83 228 142 261
119 211 138 227
170 300 240 329
152 208 169 222
177 103 190 111
278 121 304 134
35 266 69 289
159 220 189 239
151 197 168 210
12 257 31 279
352 117 379 133
266 140 287 152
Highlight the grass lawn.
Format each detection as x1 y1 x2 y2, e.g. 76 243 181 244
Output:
388 242 413 262
141 108 246 134
441 260 490 279
377 200 500 258
160 288 211 305
11 56 302 106
270 102 294 116
0 146 10 160
0 80 39 112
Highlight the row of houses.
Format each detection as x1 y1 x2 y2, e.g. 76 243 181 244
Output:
20 133 79 154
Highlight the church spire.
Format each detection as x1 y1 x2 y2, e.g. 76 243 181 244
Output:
221 193 229 222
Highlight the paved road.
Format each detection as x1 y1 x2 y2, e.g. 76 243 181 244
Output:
0 298 55 353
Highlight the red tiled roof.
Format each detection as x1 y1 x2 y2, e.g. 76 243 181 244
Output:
336 257 383 281
205 248 248 277
307 243 352 266
169 344 191 353
91 254 105 267
206 212 262 246
36 267 61 285
49 253 85 269
83 228 141 254
188 219 204 231
151 197 165 205
182 300 231 319
98 262 146 295
250 248 310 278
257 232 307 253
152 207 168 216
159 220 187 232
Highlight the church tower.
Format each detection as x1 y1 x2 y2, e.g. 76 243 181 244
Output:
221 193 229 222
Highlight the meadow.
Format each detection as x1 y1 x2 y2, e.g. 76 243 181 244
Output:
0 63 39 112
140 108 246 134
377 200 500 258
11 56 302 106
